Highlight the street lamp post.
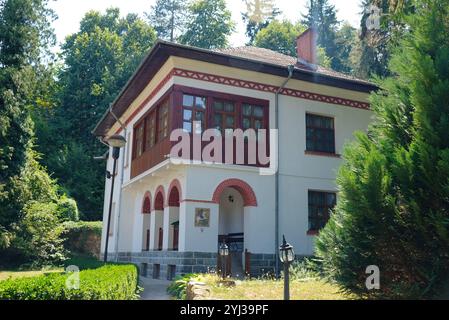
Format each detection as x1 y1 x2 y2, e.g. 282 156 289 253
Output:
103 134 126 263
219 241 229 280
279 235 295 300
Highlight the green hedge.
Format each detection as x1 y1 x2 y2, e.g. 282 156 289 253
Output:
0 264 139 300
62 221 102 257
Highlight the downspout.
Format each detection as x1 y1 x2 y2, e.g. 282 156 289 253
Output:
108 105 127 262
274 65 294 278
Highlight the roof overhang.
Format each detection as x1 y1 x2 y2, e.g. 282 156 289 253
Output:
92 40 378 137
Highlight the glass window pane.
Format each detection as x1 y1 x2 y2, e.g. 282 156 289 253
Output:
226 116 234 128
254 119 262 130
213 101 223 111
195 97 206 109
183 121 192 133
224 102 234 112
183 95 194 107
254 106 264 117
183 109 192 121
195 111 204 121
243 117 250 129
243 104 252 116
214 114 222 126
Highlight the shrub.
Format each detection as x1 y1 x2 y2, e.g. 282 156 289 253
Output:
0 264 140 300
288 258 320 281
11 202 67 267
56 196 79 222
62 221 102 257
167 273 201 299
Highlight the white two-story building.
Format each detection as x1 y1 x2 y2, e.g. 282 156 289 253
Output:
93 29 376 280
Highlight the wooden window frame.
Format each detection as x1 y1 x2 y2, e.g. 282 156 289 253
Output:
305 113 336 155
181 94 207 134
211 99 237 134
307 190 336 234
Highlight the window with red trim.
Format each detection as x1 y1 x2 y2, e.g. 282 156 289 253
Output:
133 123 144 159
145 112 156 150
242 103 265 131
158 100 169 141
308 191 336 232
306 114 335 154
182 94 206 134
212 100 236 133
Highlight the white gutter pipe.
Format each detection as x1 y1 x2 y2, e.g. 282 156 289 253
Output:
274 65 294 277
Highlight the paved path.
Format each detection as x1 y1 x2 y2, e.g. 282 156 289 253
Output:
139 277 172 300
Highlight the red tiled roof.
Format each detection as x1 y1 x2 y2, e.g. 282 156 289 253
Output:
216 46 371 85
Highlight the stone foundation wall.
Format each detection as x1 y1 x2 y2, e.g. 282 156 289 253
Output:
113 251 277 279
116 251 218 280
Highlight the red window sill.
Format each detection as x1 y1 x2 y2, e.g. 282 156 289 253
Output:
307 230 319 236
305 150 341 158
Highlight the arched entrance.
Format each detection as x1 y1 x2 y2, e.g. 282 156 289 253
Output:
167 180 181 251
141 193 151 251
212 179 257 278
154 187 164 251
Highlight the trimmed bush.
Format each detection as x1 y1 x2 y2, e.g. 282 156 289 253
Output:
62 221 102 257
0 264 139 300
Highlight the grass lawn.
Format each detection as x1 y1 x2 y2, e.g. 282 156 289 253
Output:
199 274 354 300
0 255 103 282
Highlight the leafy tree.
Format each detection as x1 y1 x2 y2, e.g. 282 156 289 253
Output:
316 0 449 299
254 20 305 56
241 0 280 44
0 0 56 236
334 22 359 74
253 20 331 68
146 0 188 41
301 0 341 71
37 9 156 220
179 0 234 49
355 0 414 79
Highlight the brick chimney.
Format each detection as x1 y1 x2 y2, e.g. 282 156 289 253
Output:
296 28 318 66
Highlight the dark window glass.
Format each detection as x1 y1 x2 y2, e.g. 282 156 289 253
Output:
158 100 169 141
242 103 266 140
182 94 206 133
134 123 144 159
212 99 236 133
308 191 336 231
145 113 156 150
306 114 335 153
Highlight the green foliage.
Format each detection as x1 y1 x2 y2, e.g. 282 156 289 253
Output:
167 273 201 299
62 221 102 257
241 0 281 45
254 20 305 56
35 8 156 220
0 264 140 300
301 0 341 71
179 0 235 49
288 258 321 281
12 201 67 267
316 0 449 299
146 0 188 41
56 195 79 222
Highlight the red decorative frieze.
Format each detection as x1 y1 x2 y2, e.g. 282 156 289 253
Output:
173 68 370 110
115 67 370 135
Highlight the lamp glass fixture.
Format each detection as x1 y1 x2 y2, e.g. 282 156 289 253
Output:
279 235 295 263
107 134 127 148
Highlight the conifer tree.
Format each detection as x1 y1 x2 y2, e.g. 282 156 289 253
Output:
146 0 188 42
316 0 449 299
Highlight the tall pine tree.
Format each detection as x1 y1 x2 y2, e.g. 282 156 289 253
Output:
179 0 234 49
301 0 341 71
146 0 188 42
316 0 449 299
241 0 280 45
